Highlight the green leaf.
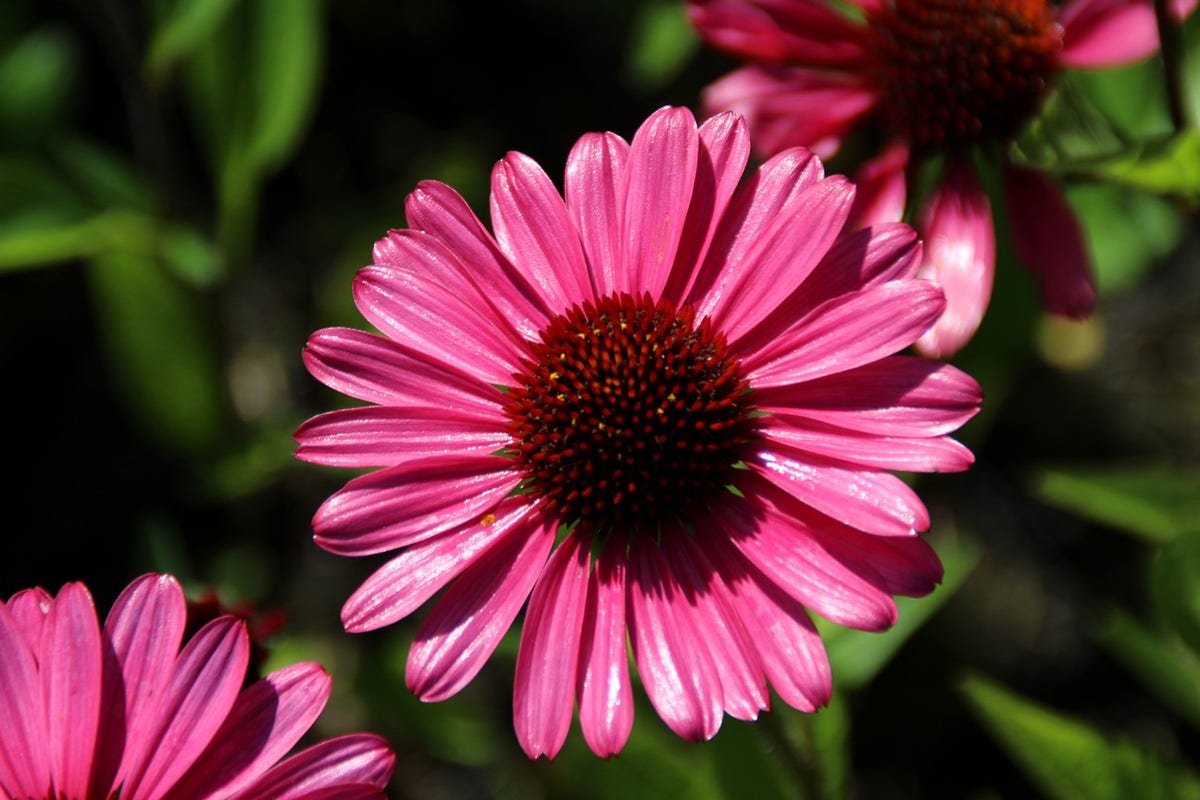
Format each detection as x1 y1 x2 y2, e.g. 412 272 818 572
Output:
145 0 239 82
0 209 153 273
961 673 1200 800
1094 607 1200 732
0 27 77 143
1088 130 1200 201
1034 464 1200 543
624 0 699 93
49 134 152 212
1065 183 1183 294
86 251 225 454
766 695 851 800
1151 533 1200 657
821 532 980 691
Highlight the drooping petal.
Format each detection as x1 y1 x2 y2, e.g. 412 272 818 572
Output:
751 450 929 536
693 525 831 712
661 529 770 721
0 599 50 799
406 510 556 702
514 529 592 759
404 179 552 339
1059 0 1161 68
353 265 522 387
687 0 869 66
302 328 503 412
41 582 103 800
702 65 878 158
745 280 946 386
565 131 630 297
169 662 332 800
849 141 910 228
912 163 995 359
577 535 634 758
119 617 249 800
762 415 975 473
1003 164 1096 318
294 406 508 469
627 536 724 742
491 152 595 306
312 455 521 556
716 481 899 631
619 106 699 298
341 496 536 633
755 356 982 438
231 734 394 800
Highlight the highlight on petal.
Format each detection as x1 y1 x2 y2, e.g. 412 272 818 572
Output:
232 734 395 800
565 131 630 297
913 162 995 359
1059 0 1160 68
0 599 51 798
577 535 634 758
1003 164 1096 318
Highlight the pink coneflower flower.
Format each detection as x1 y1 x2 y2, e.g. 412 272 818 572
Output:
0 573 394 799
296 106 981 758
688 0 1196 356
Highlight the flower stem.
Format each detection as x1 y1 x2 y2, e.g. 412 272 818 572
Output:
1153 0 1191 131
758 709 827 800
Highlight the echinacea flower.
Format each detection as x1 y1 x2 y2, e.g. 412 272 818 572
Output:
0 573 395 799
296 106 981 758
688 0 1196 356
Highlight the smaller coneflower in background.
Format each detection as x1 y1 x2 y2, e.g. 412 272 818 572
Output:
296 105 981 759
689 0 1197 357
0 573 394 800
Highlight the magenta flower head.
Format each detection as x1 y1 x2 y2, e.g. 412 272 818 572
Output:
0 573 395 800
688 0 1197 356
296 106 981 758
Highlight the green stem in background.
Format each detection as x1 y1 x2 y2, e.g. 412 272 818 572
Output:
1153 0 1191 131
757 709 825 800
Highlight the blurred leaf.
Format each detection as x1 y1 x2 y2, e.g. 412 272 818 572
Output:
1094 607 1200 732
203 422 297 500
768 695 850 800
160 225 225 286
1088 130 1200 202
711 717 797 800
1034 464 1200 543
0 27 77 143
86 251 225 455
624 0 699 93
0 209 153 273
50 134 152 212
1151 532 1200 657
145 0 239 82
1065 183 1183 293
961 673 1200 800
821 533 980 691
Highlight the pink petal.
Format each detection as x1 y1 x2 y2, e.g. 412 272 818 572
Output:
119 617 249 800
105 574 187 792
41 583 102 800
577 535 634 758
702 65 877 158
849 141 910 228
1173 0 1198 20
627 536 723 742
169 662 332 800
6 587 52 654
406 511 556 702
1059 0 1160 68
232 734 394 800
755 356 983 438
692 527 831 712
707 175 857 343
663 112 752 301
491 152 595 306
294 406 508 469
802 519 944 598
0 599 50 798
762 416 975 473
1003 164 1096 318
353 265 521 387
715 483 898 631
341 496 537 632
565 131 630 298
404 180 552 339
662 529 770 720
687 0 868 66
912 164 995 359
745 280 946 387
686 144 823 307
302 328 502 413
619 106 699 298
514 529 592 759
751 451 930 536
312 455 521 556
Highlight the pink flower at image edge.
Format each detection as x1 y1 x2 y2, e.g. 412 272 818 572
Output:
296 106 982 759
0 573 394 800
